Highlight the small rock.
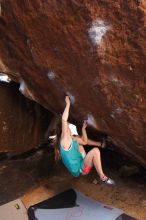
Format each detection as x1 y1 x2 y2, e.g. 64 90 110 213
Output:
129 66 133 71
93 178 98 185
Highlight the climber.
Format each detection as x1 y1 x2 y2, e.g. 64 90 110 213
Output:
54 96 115 185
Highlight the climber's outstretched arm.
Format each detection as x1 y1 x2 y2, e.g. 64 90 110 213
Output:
87 139 102 147
61 96 72 148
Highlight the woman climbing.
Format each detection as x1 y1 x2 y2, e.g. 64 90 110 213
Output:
56 96 115 185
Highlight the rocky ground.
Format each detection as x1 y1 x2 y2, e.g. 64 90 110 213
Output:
0 151 146 220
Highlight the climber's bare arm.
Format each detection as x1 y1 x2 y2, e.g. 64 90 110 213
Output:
74 136 102 147
74 136 87 145
73 121 88 145
82 121 104 147
82 120 88 143
87 139 102 147
61 96 72 149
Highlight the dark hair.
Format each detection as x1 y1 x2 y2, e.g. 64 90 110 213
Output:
54 118 62 161
45 115 62 161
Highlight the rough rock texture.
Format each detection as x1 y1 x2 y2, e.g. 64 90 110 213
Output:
0 1 145 166
0 81 52 153
0 147 54 205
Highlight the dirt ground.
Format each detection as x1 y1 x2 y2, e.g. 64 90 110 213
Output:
0 154 146 220
22 163 146 220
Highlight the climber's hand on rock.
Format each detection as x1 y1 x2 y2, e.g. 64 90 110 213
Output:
82 120 87 130
65 96 70 105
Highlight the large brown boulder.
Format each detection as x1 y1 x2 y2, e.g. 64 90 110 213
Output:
0 1 145 166
0 81 52 153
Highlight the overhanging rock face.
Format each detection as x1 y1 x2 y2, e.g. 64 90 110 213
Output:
0 82 52 153
0 1 145 165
